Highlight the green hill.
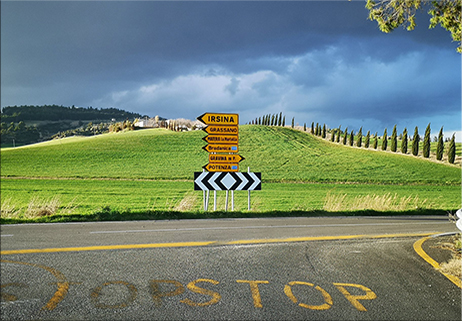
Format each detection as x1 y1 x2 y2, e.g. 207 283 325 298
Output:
1 125 460 185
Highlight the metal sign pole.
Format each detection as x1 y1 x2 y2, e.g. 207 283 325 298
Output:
225 190 229 212
206 190 210 211
214 190 217 211
231 190 234 211
248 167 251 211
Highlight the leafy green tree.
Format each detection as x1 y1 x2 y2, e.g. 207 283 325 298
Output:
448 133 456 164
343 127 348 145
365 130 371 148
322 124 326 138
381 128 388 150
423 123 431 158
436 126 444 161
390 125 397 152
412 126 420 156
401 128 408 154
366 0 461 53
373 132 378 149
356 127 363 147
349 130 354 146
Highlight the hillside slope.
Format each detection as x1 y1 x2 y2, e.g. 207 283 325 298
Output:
1 126 460 185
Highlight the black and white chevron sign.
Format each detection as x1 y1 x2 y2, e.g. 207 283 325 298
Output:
194 172 261 191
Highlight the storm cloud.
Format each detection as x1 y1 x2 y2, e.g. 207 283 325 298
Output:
1 1 460 139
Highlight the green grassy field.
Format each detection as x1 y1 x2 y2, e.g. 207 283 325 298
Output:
1 126 460 223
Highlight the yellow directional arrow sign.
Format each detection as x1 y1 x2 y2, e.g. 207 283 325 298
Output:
203 144 238 153
197 113 239 126
203 135 239 144
203 125 238 135
209 154 245 163
203 163 239 172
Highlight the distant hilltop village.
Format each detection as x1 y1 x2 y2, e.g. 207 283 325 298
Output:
134 116 204 132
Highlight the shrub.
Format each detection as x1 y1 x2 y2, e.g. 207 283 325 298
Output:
356 127 363 147
448 133 456 164
436 126 444 161
390 125 397 152
423 123 431 158
364 130 370 148
401 128 408 154
412 126 420 156
381 128 388 150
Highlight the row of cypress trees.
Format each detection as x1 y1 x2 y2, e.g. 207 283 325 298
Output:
311 122 457 164
247 115 457 164
250 113 286 127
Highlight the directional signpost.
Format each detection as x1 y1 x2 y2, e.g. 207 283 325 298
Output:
195 112 261 211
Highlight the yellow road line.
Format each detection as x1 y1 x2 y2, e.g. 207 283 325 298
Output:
413 236 461 289
0 232 438 255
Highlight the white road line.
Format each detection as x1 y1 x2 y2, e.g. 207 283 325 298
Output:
89 222 450 234
1 234 14 237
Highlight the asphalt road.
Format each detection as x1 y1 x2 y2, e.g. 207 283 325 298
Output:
1 216 460 320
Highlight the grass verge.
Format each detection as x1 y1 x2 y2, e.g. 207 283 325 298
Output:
0 208 451 225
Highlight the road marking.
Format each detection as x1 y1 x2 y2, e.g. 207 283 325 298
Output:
1 235 14 237
0 259 69 311
236 280 269 308
0 232 438 255
413 236 461 288
88 222 449 234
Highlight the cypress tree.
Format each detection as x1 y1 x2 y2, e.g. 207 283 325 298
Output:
322 124 326 138
311 122 315 134
343 127 348 145
448 133 456 164
412 126 420 156
331 130 335 142
401 128 408 154
316 123 319 136
423 123 431 158
390 125 397 152
365 130 370 148
436 126 444 161
271 114 275 126
373 132 378 149
282 116 285 127
291 117 295 128
349 130 354 146
278 112 282 126
381 128 388 150
356 127 363 147
304 123 306 132
336 126 341 143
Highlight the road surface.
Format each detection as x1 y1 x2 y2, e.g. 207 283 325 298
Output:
1 216 460 320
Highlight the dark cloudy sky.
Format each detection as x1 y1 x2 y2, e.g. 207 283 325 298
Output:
1 0 461 140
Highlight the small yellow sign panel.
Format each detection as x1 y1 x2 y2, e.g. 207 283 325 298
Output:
197 113 239 126
203 135 239 144
209 154 245 163
203 144 238 153
203 125 238 135
203 163 239 172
